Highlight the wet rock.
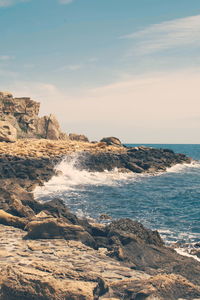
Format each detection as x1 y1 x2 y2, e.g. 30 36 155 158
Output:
0 121 17 142
100 137 122 146
39 198 81 225
106 219 164 247
80 147 191 173
100 213 112 220
190 249 200 259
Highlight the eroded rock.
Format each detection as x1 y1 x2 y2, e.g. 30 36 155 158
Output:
0 92 67 140
0 121 17 142
24 217 96 248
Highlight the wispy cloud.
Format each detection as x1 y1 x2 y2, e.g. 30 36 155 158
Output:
0 0 29 7
67 64 82 71
0 55 14 61
58 0 74 4
122 14 200 55
57 64 83 72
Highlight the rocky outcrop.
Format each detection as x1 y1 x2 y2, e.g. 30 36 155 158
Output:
78 147 191 173
0 92 67 141
69 133 89 142
0 136 198 299
37 114 68 140
100 137 122 146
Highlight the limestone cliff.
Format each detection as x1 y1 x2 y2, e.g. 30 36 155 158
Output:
0 91 68 141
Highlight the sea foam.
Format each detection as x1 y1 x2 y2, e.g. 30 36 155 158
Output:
34 153 199 200
34 153 135 199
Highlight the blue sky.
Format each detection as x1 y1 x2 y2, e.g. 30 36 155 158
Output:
1 0 200 142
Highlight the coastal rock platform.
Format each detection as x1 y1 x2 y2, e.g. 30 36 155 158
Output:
0 138 199 299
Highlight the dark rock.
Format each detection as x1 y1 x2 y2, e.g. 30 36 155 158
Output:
40 198 80 225
106 219 164 247
99 213 112 220
76 148 191 173
92 218 200 286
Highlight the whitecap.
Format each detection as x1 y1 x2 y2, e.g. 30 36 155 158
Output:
175 248 200 262
166 160 200 173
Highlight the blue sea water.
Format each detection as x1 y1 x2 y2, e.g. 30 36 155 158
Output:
35 144 200 245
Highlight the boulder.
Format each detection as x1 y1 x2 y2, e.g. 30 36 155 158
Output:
39 198 80 225
0 209 27 229
100 137 122 146
24 217 96 248
106 219 164 247
0 121 17 142
69 133 89 142
37 114 68 140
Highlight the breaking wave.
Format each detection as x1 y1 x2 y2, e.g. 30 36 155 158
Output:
34 153 135 198
34 152 200 200
34 147 200 250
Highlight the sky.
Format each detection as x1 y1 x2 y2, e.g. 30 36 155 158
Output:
0 0 200 143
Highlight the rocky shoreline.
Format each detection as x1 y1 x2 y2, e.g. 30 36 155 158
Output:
0 138 199 299
0 92 199 299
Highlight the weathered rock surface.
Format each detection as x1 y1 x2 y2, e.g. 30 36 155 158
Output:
0 224 147 300
0 209 27 229
24 217 96 247
0 92 67 140
0 135 197 299
37 114 68 140
0 121 17 142
0 221 200 299
108 274 200 299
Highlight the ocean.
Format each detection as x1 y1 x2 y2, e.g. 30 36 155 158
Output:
35 144 200 247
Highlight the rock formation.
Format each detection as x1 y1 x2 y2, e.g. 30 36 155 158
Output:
100 137 122 146
0 92 67 141
69 133 89 142
0 121 17 142
0 91 198 299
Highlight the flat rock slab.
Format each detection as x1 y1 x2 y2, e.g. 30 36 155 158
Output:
0 224 148 300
